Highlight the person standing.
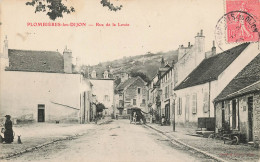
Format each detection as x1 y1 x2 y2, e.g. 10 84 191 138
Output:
133 112 137 125
161 114 165 126
4 115 14 143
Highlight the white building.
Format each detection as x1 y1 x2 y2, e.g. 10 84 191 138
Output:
174 42 259 128
88 69 115 116
0 37 92 124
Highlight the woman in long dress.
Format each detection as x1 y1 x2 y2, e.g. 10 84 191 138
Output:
4 115 14 143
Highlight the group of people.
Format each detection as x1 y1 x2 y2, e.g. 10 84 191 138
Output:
131 110 146 124
1 115 14 144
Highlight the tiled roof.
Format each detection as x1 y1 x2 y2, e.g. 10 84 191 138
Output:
214 53 260 102
174 43 250 90
116 77 138 91
7 49 64 73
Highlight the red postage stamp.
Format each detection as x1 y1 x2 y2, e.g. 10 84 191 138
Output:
225 0 260 43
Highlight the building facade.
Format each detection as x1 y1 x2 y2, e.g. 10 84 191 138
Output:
0 37 92 124
214 54 260 142
115 77 148 115
90 78 115 116
174 42 259 128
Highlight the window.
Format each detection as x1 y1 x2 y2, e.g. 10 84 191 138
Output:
104 95 110 101
177 97 182 115
119 100 124 107
133 99 136 105
138 88 141 94
91 70 96 78
170 83 173 96
103 71 109 79
192 93 197 114
165 87 167 98
142 99 146 104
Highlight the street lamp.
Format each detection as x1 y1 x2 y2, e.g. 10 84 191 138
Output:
171 93 177 132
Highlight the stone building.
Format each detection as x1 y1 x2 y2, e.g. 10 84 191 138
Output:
159 63 175 124
147 57 172 122
214 54 260 142
115 77 148 115
0 37 92 124
114 71 130 83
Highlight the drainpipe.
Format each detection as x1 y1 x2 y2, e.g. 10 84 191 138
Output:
214 102 216 133
123 91 125 114
209 81 211 117
237 98 240 131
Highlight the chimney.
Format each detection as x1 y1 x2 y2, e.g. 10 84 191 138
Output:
172 60 175 67
74 57 80 73
211 41 216 56
2 36 9 68
178 45 185 60
160 57 165 68
3 35 8 58
63 46 72 73
194 29 205 66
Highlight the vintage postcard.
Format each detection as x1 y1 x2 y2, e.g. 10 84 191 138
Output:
0 0 260 161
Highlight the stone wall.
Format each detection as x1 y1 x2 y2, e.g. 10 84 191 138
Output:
124 78 148 111
253 93 260 141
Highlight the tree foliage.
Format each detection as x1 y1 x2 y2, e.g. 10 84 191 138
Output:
100 0 123 12
130 71 150 83
26 0 75 20
26 0 123 21
96 103 105 112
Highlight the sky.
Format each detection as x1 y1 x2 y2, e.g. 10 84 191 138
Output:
0 0 225 65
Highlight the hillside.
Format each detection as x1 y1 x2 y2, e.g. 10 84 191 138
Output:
82 50 178 80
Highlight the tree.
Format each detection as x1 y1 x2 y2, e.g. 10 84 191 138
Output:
100 0 123 11
130 71 150 83
26 0 75 20
26 0 123 21
96 103 105 112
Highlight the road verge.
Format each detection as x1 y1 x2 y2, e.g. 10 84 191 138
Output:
144 124 227 162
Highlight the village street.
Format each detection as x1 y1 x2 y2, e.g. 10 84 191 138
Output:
5 120 212 162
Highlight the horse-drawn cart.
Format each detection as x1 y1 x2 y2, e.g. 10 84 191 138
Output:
129 107 147 124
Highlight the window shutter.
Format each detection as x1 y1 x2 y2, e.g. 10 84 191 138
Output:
192 93 197 114
179 97 182 115
177 97 180 115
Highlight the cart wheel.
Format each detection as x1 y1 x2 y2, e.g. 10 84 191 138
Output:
208 134 214 139
215 134 220 140
233 136 239 145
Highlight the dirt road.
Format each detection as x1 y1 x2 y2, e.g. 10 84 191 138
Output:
7 120 213 162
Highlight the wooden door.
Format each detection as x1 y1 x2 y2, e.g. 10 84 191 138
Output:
38 104 45 122
248 97 253 141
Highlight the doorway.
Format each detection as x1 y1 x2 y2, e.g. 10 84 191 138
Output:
165 103 170 122
222 101 225 127
248 96 253 141
232 100 236 129
38 104 45 122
